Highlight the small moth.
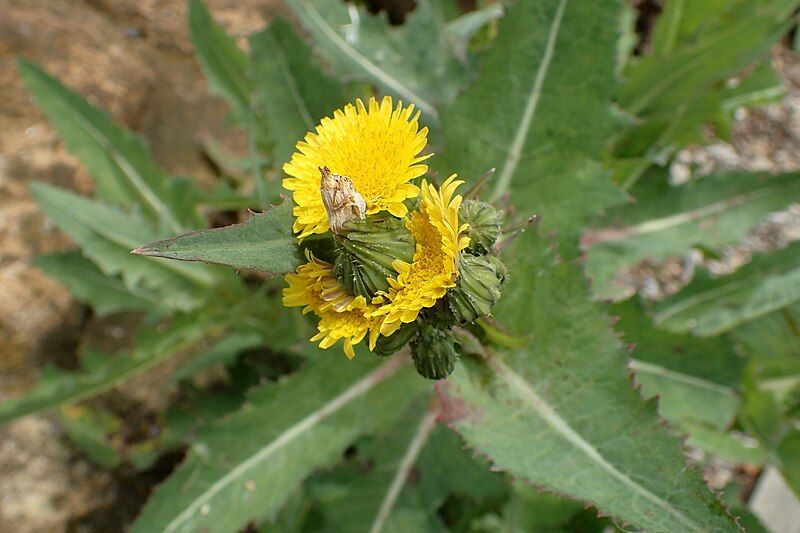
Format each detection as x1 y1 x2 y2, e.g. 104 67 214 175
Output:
319 166 366 233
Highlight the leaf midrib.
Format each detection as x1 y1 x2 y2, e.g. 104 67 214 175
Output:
163 356 408 533
488 355 703 531
491 0 568 200
654 250 800 326
296 0 438 120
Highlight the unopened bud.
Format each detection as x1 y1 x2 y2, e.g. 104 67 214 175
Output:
373 322 418 357
459 199 503 253
411 324 459 380
447 254 505 324
320 166 366 234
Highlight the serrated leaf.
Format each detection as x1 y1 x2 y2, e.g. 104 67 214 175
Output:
250 19 347 168
18 59 188 232
132 355 426 533
0 312 220 424
440 0 625 243
133 200 300 274
585 171 800 300
30 182 217 310
35 251 159 316
653 242 800 336
443 232 739 532
284 0 468 121
614 299 744 430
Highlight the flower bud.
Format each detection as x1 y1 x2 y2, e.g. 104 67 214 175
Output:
459 199 503 253
411 324 459 380
373 322 418 357
447 254 505 324
333 214 415 299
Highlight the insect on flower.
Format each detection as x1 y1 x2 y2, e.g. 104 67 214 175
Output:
282 96 507 379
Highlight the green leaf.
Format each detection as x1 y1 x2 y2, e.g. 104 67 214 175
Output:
618 0 795 117
188 0 254 127
18 59 188 232
307 402 505 533
613 299 744 430
131 355 426 533
440 0 625 242
442 233 739 532
682 424 767 466
0 312 221 424
731 304 800 384
611 0 793 188
585 171 800 300
249 19 347 168
171 332 263 382
653 242 800 336
284 0 468 121
35 251 159 316
30 182 217 310
132 200 300 275
501 484 602 532
444 2 504 61
58 405 123 468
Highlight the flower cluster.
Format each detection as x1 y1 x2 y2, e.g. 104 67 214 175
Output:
282 96 505 379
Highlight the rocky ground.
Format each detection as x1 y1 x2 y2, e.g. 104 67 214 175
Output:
2 1 800 531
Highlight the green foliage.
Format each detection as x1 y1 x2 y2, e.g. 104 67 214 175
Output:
133 201 301 275
585 170 800 300
614 298 745 430
610 0 793 188
0 311 221 423
445 234 738 532
653 242 800 335
35 251 158 315
13 0 800 530
132 355 425 532
284 0 471 120
18 59 195 232
250 19 347 167
440 0 625 245
188 0 255 129
305 405 506 532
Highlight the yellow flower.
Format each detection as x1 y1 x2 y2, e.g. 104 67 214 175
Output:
371 176 470 336
283 96 430 239
283 252 381 359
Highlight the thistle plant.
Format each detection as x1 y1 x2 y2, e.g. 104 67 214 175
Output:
7 0 800 531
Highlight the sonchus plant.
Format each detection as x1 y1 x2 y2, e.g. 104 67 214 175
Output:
10 0 800 531
149 96 508 379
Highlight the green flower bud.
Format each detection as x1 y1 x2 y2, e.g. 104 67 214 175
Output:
411 324 459 380
373 322 418 357
447 254 505 324
460 199 503 253
333 214 415 299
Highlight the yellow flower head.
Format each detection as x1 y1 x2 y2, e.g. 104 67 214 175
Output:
283 252 381 359
283 96 430 239
372 176 470 336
